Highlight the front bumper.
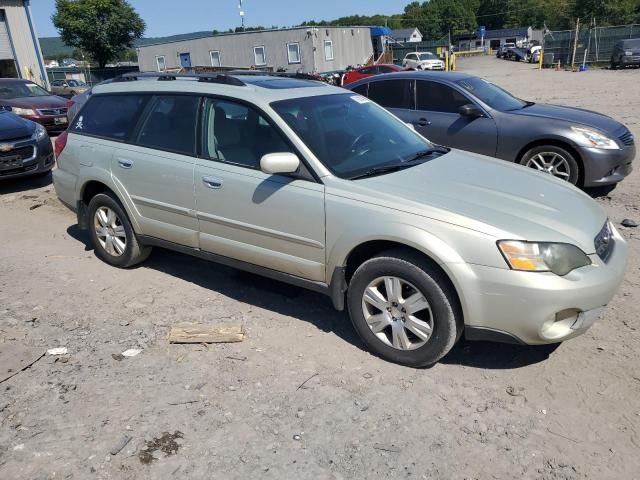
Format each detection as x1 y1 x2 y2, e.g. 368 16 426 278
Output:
448 225 628 345
0 138 54 180
621 56 640 66
580 143 635 187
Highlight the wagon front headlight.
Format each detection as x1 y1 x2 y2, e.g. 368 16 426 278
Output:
570 126 619 150
497 240 591 276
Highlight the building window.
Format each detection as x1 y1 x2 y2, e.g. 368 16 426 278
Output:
210 50 221 67
254 46 266 66
155 55 166 72
287 43 301 64
324 40 334 61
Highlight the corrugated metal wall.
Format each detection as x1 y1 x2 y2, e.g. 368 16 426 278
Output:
0 1 47 85
0 10 14 59
137 27 373 73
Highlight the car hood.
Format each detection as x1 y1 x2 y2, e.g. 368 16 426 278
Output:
350 150 606 253
0 111 34 140
507 103 625 134
419 59 443 64
1 95 68 109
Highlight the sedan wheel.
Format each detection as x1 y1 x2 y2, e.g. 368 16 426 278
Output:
362 276 433 351
520 145 580 185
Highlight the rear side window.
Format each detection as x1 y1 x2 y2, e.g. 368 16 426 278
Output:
72 94 148 140
367 80 412 109
134 95 200 155
416 81 469 113
351 84 368 96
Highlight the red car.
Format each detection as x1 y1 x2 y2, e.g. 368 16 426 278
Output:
0 79 69 133
342 64 409 86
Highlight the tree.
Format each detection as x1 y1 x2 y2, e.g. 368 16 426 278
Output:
52 0 145 67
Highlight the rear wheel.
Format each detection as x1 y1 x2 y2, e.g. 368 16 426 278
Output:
519 145 580 185
347 249 462 367
87 192 151 268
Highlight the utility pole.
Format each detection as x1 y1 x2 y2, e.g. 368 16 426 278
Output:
571 17 580 70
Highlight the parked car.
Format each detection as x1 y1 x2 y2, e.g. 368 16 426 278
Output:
402 52 444 70
504 47 528 62
54 73 627 367
496 42 516 58
0 79 69 133
610 38 640 69
347 71 634 187
50 79 89 98
343 64 408 86
0 110 54 180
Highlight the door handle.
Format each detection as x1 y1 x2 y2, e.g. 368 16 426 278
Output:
416 118 431 127
202 176 223 189
118 159 133 169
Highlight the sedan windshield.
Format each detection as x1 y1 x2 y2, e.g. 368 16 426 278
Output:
456 77 527 111
0 82 50 99
272 93 439 179
419 53 437 60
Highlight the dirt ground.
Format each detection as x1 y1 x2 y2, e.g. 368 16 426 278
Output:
1 56 639 480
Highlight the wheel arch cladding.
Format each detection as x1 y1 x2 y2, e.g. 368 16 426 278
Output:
343 241 464 325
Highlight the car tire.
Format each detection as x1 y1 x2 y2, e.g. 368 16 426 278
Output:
610 60 618 70
87 192 152 268
347 249 462 367
519 145 580 185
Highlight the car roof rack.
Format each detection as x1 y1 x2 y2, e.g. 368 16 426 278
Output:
229 70 319 81
112 72 246 87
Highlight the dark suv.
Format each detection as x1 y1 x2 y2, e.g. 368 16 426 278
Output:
0 110 54 180
611 38 640 69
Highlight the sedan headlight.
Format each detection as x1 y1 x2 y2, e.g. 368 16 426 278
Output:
498 240 591 276
32 123 47 141
571 126 619 149
11 107 37 116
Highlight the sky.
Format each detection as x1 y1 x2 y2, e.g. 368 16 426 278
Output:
32 0 410 38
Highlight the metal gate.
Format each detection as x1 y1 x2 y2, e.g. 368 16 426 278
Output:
0 10 15 60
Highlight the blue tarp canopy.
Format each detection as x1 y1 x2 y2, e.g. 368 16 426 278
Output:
370 26 392 37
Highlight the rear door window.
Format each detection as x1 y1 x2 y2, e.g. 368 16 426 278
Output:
416 81 469 113
134 95 200 155
72 94 149 141
367 80 412 109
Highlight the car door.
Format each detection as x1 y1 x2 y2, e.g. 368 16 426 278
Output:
407 79 498 156
110 94 200 247
194 98 326 282
365 78 413 125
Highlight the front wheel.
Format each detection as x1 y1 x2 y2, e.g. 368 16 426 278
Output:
87 192 152 268
347 249 462 367
519 145 580 185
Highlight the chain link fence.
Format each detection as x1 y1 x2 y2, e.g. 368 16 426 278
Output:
543 24 640 66
389 37 449 65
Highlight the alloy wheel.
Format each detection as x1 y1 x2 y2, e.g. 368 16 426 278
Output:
94 206 127 256
525 152 572 180
361 276 433 351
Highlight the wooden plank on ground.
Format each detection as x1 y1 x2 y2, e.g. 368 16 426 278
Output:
168 323 244 344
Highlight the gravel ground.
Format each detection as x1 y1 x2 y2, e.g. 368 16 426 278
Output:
1 56 639 480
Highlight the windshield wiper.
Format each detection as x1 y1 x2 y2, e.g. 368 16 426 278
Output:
351 148 448 180
522 101 535 108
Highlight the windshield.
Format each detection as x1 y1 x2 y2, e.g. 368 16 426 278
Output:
456 77 527 111
271 93 437 179
0 82 50 99
419 53 437 60
622 39 640 49
67 80 86 87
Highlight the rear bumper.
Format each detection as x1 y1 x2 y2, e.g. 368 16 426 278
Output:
580 143 635 187
448 225 628 345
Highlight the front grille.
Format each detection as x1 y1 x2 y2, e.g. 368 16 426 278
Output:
0 146 35 161
594 221 614 263
38 107 67 116
619 129 634 146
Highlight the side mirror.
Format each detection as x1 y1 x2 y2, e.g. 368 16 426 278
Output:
260 152 300 175
459 104 483 117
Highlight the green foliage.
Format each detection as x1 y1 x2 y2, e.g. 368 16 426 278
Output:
52 0 145 67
